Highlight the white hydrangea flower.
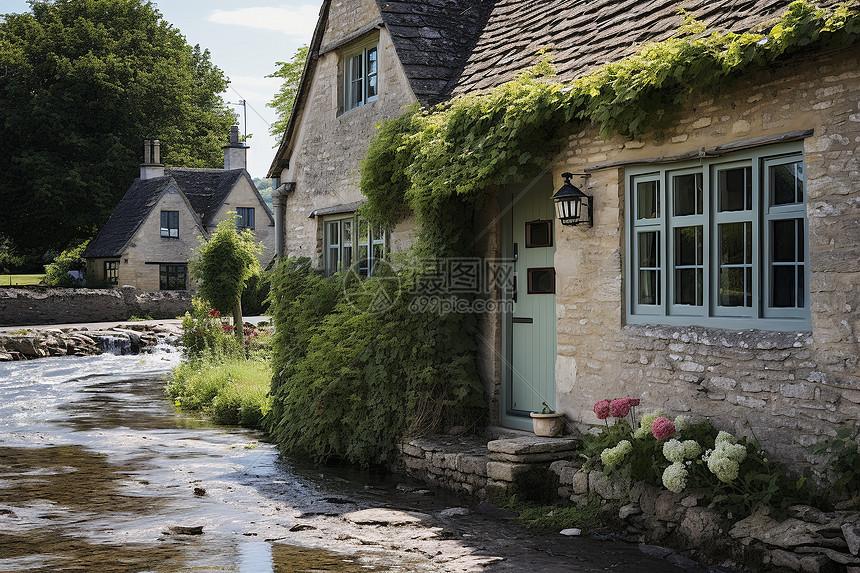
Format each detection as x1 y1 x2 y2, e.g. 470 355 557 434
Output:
634 427 650 440
662 461 689 493
707 455 740 483
600 440 633 469
682 439 703 460
663 439 685 463
715 431 735 447
673 415 691 432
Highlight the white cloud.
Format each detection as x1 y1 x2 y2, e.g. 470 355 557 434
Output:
207 5 319 36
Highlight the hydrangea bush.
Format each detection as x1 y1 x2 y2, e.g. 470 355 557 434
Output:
583 398 809 518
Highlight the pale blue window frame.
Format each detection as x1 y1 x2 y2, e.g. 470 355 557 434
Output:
625 142 810 331
323 214 387 277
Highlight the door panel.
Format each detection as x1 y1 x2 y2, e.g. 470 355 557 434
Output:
502 176 557 425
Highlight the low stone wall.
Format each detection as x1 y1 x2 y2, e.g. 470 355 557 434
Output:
550 460 860 572
0 286 191 326
397 434 860 572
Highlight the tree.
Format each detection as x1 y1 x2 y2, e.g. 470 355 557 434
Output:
266 45 308 141
0 0 237 258
190 219 261 341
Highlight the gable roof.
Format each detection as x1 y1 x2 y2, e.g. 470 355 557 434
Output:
268 0 492 177
452 0 840 95
83 177 184 259
83 168 260 259
166 168 246 227
377 0 494 105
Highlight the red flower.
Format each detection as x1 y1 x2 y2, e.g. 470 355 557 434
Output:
610 397 632 418
209 309 220 317
629 397 641 406
593 399 611 420
651 417 676 440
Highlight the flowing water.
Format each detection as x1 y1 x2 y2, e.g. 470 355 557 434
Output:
0 345 706 572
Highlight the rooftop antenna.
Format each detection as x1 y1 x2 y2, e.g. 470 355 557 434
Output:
229 99 247 141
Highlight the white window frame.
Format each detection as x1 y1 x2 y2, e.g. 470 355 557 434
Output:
343 43 378 111
625 142 810 331
323 214 387 277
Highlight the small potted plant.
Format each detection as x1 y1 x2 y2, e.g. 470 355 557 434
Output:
530 402 564 437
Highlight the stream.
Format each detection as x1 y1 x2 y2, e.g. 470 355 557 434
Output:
0 344 706 572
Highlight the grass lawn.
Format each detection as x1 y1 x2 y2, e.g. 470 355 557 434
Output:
2 274 44 286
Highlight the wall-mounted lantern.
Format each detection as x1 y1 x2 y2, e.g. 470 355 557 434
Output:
552 172 592 226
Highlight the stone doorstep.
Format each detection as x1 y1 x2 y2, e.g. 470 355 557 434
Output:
489 450 577 463
487 436 580 456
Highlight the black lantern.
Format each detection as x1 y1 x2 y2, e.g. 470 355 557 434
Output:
552 172 592 226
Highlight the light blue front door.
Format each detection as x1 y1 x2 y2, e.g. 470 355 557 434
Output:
501 176 557 430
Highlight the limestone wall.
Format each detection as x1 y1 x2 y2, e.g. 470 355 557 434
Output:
551 48 860 467
206 174 276 265
278 7 418 264
0 286 191 326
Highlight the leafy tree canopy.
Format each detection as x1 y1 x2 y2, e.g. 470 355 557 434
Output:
0 0 237 257
266 45 308 141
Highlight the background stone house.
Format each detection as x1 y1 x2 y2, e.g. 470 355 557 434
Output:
85 128 275 292
269 0 859 467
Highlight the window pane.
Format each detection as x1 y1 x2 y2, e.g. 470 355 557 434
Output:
719 222 746 265
718 166 751 212
636 180 659 220
639 231 658 267
772 266 796 307
366 48 378 99
719 267 746 307
771 161 803 205
342 220 353 268
675 226 701 266
639 270 659 305
673 173 702 216
675 269 703 306
772 219 797 262
637 231 660 305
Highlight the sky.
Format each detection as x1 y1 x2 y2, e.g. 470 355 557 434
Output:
0 0 319 179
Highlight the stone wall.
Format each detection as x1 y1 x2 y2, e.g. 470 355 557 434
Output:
549 460 860 573
550 47 860 469
0 286 191 326
277 1 418 265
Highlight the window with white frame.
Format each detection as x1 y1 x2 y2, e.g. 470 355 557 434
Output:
626 143 809 330
324 214 386 277
344 44 378 111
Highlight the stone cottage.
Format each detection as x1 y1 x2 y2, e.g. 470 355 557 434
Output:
268 0 860 467
85 127 275 292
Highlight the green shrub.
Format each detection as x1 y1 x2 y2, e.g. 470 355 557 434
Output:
44 240 88 287
241 270 271 316
168 356 272 428
266 258 486 467
810 427 860 500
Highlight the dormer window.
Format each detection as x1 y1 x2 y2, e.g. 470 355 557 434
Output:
344 44 378 110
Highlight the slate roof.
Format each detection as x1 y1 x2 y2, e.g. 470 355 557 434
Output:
83 168 246 259
166 168 245 227
268 0 492 176
453 0 841 95
376 0 494 105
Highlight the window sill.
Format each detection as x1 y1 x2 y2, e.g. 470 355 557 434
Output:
625 313 812 333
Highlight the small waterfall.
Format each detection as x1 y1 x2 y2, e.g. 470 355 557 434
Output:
97 335 134 355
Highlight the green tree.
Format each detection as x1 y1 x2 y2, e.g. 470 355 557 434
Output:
190 219 261 340
0 0 237 258
44 240 89 287
266 45 308 141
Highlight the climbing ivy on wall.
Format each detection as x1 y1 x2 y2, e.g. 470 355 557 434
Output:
360 0 860 258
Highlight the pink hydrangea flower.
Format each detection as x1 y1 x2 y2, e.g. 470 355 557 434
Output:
611 397 632 418
629 397 641 407
651 417 676 440
593 399 611 420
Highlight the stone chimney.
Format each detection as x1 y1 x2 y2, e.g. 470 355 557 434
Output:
140 139 165 179
222 125 248 170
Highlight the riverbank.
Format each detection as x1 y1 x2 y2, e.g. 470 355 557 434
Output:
0 349 700 573
0 322 182 361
